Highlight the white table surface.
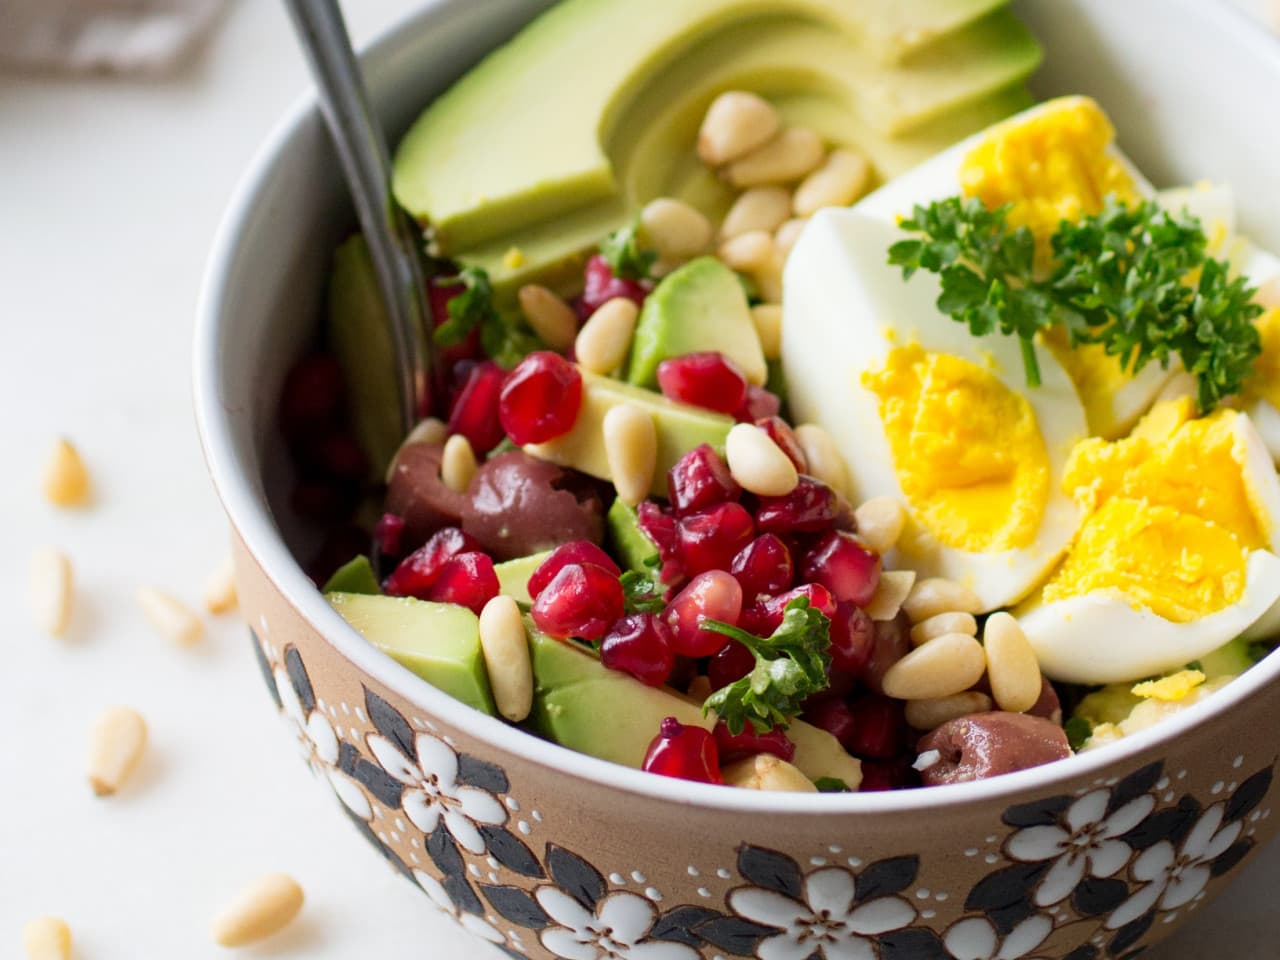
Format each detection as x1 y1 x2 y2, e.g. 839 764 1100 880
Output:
2 1 1276 957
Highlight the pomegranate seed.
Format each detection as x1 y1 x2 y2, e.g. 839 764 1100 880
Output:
385 527 482 599
531 562 625 640
642 717 722 784
580 254 649 318
802 697 858 752
498 351 584 446
314 432 368 483
736 602 775 637
637 501 685 586
730 534 794 600
656 352 748 416
759 583 837 632
801 531 881 607
430 280 483 367
676 502 755 577
845 695 907 759
601 613 675 686
707 641 756 690
528 541 621 601
812 667 858 704
448 361 507 454
667 444 740 516
756 476 839 534
374 513 405 557
280 354 345 440
860 614 911 696
664 570 743 657
859 757 919 792
425 551 499 615
755 417 807 472
714 721 796 763
735 384 781 422
828 601 876 676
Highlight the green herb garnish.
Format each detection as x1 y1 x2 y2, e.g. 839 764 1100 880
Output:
888 196 1263 412
814 777 851 793
701 598 832 735
621 561 666 615
600 220 658 281
433 266 495 347
1064 715 1092 752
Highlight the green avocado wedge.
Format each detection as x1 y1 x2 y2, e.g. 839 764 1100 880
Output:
322 555 382 596
494 550 552 605
606 499 661 573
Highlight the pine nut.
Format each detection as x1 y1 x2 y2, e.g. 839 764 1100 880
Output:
865 570 915 622
910 611 978 647
984 612 1043 713
853 496 906 555
478 595 533 722
725 127 824 188
640 197 714 259
697 91 780 167
602 404 658 506
23 916 72 960
880 633 987 700
211 873 305 947
441 434 477 493
576 298 639 375
754 260 784 305
42 437 90 507
792 149 871 216
204 555 238 615
720 186 793 240
30 547 73 637
518 284 578 352
87 706 147 796
794 424 850 496
902 577 984 623
726 422 799 496
750 304 783 361
774 217 808 262
905 692 994 731
717 230 776 274
723 753 818 792
386 417 448 482
137 587 203 647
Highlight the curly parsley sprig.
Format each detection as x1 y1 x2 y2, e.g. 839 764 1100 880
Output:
599 219 658 281
700 598 831 736
888 196 1262 412
432 266 545 368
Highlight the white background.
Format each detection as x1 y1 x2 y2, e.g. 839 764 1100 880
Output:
2 1 1277 957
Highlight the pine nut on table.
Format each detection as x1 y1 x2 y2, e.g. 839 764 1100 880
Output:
22 916 72 960
479 595 534 722
576 297 639 375
905 692 994 731
984 612 1043 713
697 91 780 166
87 706 148 797
603 404 657 507
42 437 91 507
211 873 305 947
29 547 73 637
204 555 238 615
910 611 978 647
725 422 799 496
137 587 203 647
901 577 984 623
880 633 986 700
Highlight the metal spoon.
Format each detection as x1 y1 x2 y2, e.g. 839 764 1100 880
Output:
283 0 433 435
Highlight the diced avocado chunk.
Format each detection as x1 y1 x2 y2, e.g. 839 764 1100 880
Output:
322 555 382 596
327 592 496 715
1198 637 1256 680
528 627 862 787
607 499 661 573
524 369 732 497
626 257 766 389
327 235 402 480
494 551 552 605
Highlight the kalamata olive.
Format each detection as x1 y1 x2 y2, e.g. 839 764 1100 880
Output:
461 451 605 560
385 443 467 549
859 611 910 696
1027 677 1064 726
916 712 1071 786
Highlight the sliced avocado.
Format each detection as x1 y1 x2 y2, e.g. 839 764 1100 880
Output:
626 257 766 389
1198 637 1256 680
327 592 496 715
529 627 862 786
606 499 661 573
494 550 552 605
524 369 732 497
1072 684 1141 729
322 555 382 596
327 235 402 480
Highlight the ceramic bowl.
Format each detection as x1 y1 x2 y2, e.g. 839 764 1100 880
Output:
195 2 1280 957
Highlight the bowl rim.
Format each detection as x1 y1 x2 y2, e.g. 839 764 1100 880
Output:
195 0 1280 815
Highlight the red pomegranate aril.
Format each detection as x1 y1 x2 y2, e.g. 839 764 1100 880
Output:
802 697 858 752
580 254 650 318
845 695 908 760
664 570 743 657
667 444 741 516
498 351 583 446
730 534 794 600
637 501 685 586
736 602 774 637
714 721 796 764
812 666 858 704
531 562 625 640
755 417 807 473
374 512 406 557
828 600 876 676
642 717 722 784
756 476 839 534
384 527 482 599
677 502 755 577
448 361 507 454
280 353 345 440
425 551 499 615
528 541 621 601
760 583 837 630
735 384 781 422
707 640 756 690
859 758 919 792
802 530 881 607
600 613 675 686
656 352 748 416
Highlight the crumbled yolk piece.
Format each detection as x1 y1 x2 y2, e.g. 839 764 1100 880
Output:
863 345 1049 552
1245 307 1280 408
959 97 1140 259
1132 669 1206 702
502 246 526 270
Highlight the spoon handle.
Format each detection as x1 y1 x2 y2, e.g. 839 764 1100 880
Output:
283 0 433 435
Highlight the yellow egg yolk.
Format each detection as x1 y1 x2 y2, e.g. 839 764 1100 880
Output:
1245 307 1280 409
1132 669 1205 702
863 345 1049 552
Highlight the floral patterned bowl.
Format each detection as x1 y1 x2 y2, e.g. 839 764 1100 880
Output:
194 1 1280 957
